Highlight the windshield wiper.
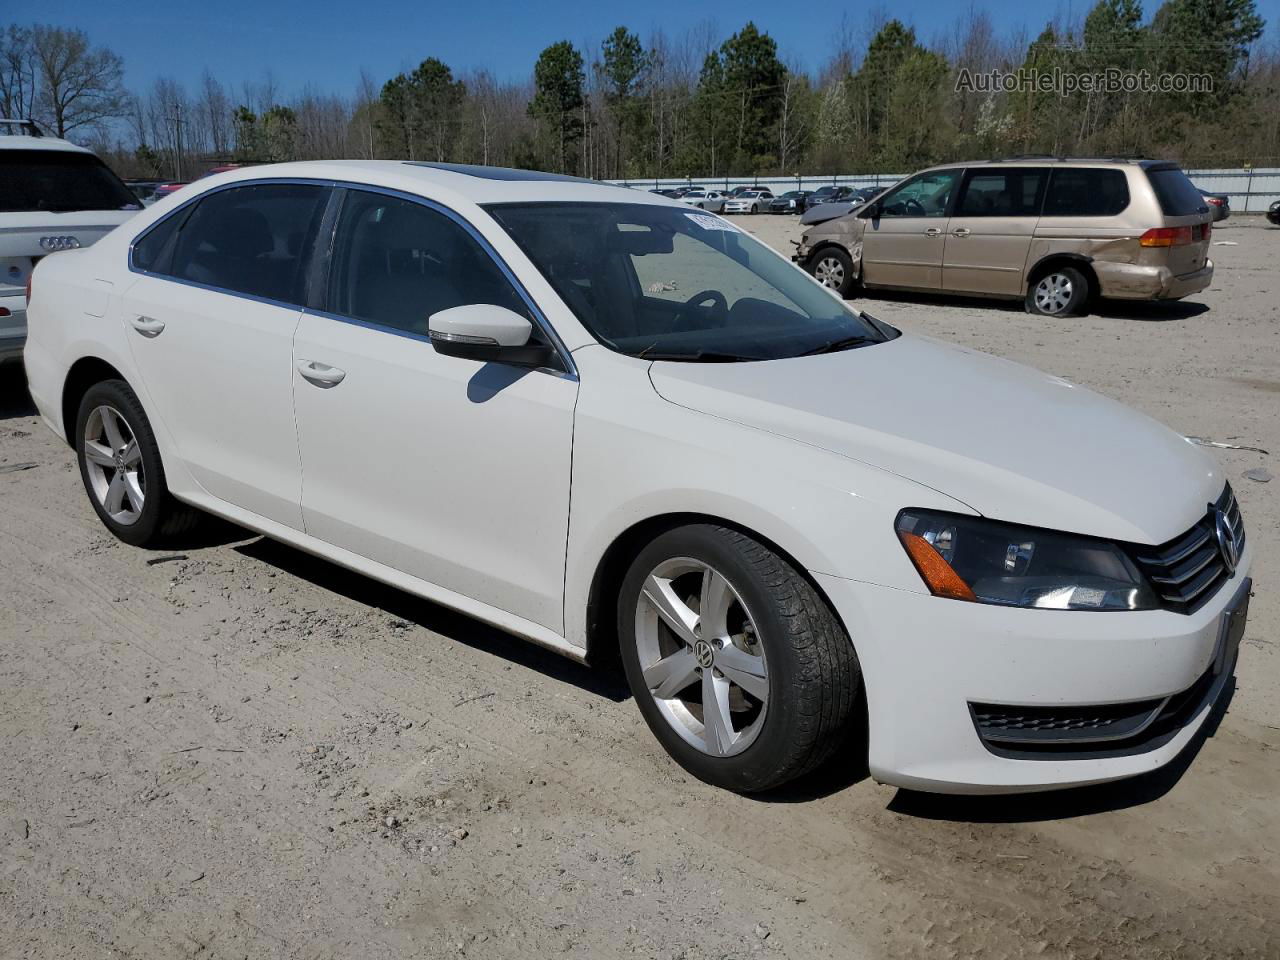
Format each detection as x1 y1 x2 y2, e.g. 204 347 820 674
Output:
799 335 877 356
639 349 764 362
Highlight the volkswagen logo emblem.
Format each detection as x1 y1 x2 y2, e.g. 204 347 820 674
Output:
693 639 715 669
1214 508 1240 575
40 235 82 252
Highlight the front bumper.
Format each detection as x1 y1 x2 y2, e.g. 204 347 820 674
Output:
0 294 26 363
1095 259 1214 301
815 544 1251 794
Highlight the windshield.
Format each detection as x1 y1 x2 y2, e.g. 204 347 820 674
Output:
486 201 894 361
0 150 141 213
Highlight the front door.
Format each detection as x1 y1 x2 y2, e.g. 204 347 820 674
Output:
120 181 330 528
291 188 577 633
942 167 1047 296
860 169 962 289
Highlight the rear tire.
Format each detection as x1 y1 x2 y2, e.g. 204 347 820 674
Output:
618 524 861 793
1026 265 1089 316
807 246 857 298
75 379 200 547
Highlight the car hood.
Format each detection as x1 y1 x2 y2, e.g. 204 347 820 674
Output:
648 335 1221 545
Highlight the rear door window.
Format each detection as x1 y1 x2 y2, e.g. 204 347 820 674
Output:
165 183 330 305
1043 169 1130 216
1146 167 1208 217
0 150 141 213
955 168 1048 217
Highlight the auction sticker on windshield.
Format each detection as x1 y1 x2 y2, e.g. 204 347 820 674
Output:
685 212 738 232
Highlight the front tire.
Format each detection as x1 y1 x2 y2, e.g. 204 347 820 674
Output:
808 246 857 298
1027 265 1089 316
618 524 861 793
75 379 200 547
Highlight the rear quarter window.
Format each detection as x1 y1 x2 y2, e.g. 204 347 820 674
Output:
1043 168 1130 217
1146 168 1208 217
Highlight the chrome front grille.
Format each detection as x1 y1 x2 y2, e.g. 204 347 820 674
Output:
1132 485 1245 614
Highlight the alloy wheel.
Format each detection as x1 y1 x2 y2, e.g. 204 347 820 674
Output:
1034 272 1074 314
634 558 769 757
83 405 146 525
814 256 845 289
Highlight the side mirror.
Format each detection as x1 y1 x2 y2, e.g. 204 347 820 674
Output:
860 200 881 219
428 304 553 368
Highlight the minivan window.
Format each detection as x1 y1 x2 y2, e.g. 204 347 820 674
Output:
165 183 329 305
876 170 961 218
1043 169 1130 216
955 169 1048 217
0 150 141 213
1146 167 1208 217
326 189 535 336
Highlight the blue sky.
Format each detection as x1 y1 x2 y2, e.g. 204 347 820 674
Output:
32 0 1273 99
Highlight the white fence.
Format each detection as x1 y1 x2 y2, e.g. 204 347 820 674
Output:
611 167 1280 213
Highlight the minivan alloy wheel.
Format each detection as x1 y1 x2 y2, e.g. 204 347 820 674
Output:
1033 272 1075 315
635 557 769 757
83 404 145 525
814 255 846 289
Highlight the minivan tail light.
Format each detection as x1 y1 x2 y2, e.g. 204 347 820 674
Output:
1139 226 1193 247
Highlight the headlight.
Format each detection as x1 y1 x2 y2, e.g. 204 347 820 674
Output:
895 510 1158 611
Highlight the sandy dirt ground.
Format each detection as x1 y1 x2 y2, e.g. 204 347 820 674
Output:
1 216 1278 959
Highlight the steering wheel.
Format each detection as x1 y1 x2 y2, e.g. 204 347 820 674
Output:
673 289 729 329
904 197 926 216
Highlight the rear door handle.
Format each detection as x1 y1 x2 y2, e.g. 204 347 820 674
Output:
129 315 165 337
924 227 942 237
296 359 346 387
952 227 972 238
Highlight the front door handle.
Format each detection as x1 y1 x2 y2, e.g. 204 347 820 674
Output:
952 227 972 238
129 315 165 337
924 227 942 237
296 359 346 387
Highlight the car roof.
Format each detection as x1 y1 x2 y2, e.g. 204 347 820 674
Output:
914 156 1171 174
192 159 681 210
0 133 93 154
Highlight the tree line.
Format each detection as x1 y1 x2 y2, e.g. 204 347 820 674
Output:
1 2 1275 184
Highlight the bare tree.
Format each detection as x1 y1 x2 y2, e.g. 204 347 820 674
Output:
29 25 127 137
0 25 37 120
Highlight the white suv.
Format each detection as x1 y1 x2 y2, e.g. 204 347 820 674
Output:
0 120 141 364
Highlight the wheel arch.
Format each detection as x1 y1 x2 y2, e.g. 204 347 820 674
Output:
582 511 851 669
61 356 128 446
1025 252 1097 298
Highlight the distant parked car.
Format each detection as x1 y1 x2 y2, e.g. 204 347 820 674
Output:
681 190 727 212
0 123 141 364
796 158 1214 314
1268 200 1280 226
125 179 166 205
769 190 812 214
726 186 756 198
722 189 774 214
1195 187 1230 222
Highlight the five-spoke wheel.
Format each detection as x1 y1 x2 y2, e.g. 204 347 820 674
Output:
82 404 146 525
619 524 862 792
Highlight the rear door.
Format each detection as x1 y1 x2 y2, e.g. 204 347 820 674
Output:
942 167 1048 295
860 169 962 289
119 181 330 528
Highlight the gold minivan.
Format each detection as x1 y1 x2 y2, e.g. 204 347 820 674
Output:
794 159 1215 315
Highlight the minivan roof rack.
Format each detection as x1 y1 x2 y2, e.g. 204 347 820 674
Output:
0 118 44 137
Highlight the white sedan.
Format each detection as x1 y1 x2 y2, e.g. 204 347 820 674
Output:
679 190 727 212
24 161 1250 794
722 190 774 214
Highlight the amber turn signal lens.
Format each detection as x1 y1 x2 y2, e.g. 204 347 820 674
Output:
898 531 977 602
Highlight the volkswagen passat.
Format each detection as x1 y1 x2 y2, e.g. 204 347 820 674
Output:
24 161 1251 794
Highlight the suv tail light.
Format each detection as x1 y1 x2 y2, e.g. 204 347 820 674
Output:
1139 226 1194 247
